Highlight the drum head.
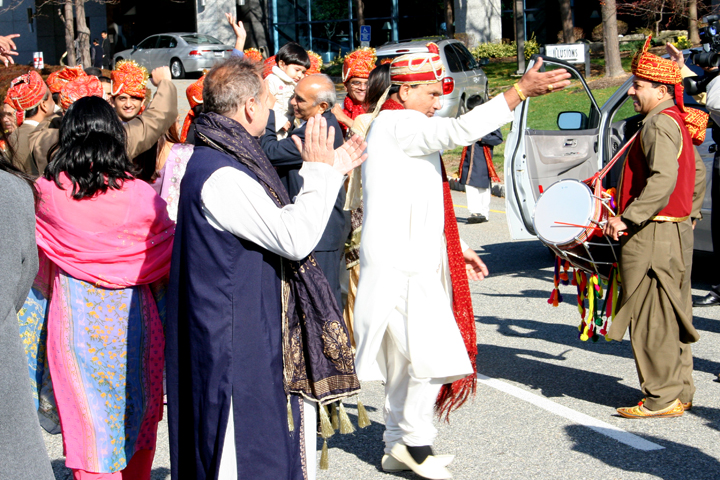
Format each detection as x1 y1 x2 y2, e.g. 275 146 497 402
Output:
533 179 594 246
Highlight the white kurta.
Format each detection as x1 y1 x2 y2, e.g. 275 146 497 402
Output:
201 161 344 480
353 93 515 383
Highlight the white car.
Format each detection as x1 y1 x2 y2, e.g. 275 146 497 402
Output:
504 55 713 252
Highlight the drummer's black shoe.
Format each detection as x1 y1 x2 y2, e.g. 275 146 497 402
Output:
694 291 720 307
467 213 488 224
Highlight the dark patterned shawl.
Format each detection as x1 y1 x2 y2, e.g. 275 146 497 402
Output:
195 112 360 405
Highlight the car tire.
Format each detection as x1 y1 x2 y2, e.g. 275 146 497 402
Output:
114 57 123 68
457 95 467 117
170 58 185 79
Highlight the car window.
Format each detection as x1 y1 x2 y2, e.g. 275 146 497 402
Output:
610 95 637 126
137 37 158 49
526 64 600 131
157 36 176 49
443 45 463 73
452 43 477 71
182 34 223 45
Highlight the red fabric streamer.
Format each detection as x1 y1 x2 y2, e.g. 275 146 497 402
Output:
381 95 477 420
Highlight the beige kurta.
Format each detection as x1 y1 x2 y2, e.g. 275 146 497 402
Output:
29 79 178 173
607 99 706 410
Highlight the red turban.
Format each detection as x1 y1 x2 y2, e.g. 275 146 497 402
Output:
632 36 708 144
390 42 445 85
244 48 263 63
111 60 149 99
342 47 376 83
47 65 86 94
6 71 48 126
263 56 276 79
180 76 205 143
306 51 323 75
59 75 104 110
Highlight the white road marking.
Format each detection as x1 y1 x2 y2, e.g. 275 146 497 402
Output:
476 373 665 451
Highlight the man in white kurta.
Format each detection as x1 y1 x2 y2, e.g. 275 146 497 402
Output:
353 46 571 479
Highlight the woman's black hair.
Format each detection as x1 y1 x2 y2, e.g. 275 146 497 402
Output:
276 42 311 69
365 64 391 112
45 96 134 200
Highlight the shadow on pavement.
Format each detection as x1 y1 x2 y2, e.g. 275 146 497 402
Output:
476 241 555 278
566 424 720 480
475 343 641 408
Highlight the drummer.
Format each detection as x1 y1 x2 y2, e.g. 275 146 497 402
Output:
603 37 707 418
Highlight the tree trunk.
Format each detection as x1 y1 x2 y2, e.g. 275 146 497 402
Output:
75 0 91 68
62 0 76 67
602 0 623 77
689 0 699 44
654 0 665 38
559 0 574 43
444 0 454 38
355 0 364 27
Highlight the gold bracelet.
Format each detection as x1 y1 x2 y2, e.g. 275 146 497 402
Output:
513 83 527 101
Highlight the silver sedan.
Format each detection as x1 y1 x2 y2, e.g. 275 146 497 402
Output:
112 33 234 79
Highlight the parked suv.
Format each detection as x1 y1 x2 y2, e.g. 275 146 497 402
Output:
375 38 488 118
504 55 713 252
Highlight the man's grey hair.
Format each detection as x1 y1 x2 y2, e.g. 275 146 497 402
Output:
311 74 336 110
203 56 263 116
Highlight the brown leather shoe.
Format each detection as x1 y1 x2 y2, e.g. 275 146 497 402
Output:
617 399 684 418
639 397 692 411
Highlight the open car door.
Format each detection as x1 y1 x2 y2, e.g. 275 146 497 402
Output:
504 56 603 240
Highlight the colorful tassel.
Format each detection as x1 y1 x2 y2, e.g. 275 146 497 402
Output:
338 403 355 434
357 399 371 429
320 439 329 470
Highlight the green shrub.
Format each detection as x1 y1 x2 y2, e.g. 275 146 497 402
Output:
619 40 645 52
524 33 540 60
674 35 692 49
472 41 516 59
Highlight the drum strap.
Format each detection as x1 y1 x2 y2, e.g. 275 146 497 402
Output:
585 131 640 188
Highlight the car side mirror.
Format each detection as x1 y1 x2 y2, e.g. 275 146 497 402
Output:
557 111 588 130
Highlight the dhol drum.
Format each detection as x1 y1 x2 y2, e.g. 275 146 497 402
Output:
533 179 619 279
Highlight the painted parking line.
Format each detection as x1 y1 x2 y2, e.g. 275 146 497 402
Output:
476 373 664 451
453 204 506 214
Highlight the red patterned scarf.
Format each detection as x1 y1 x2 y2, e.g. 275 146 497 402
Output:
381 97 478 420
344 95 367 119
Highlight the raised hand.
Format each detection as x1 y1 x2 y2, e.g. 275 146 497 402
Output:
517 57 572 98
333 134 368 175
666 42 685 69
150 66 171 86
291 115 368 175
0 34 20 67
225 12 247 52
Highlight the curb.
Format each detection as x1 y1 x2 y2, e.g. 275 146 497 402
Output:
449 178 505 198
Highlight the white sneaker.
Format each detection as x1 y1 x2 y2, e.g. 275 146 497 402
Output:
382 453 455 472
389 444 453 479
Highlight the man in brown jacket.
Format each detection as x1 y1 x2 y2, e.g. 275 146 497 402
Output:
604 37 706 418
29 65 177 176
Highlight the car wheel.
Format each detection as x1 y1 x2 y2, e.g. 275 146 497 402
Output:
114 57 123 68
170 58 185 79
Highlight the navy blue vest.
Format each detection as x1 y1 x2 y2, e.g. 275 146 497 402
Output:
166 145 303 480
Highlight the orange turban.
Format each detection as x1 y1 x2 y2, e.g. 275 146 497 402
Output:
59 75 104 110
111 60 149 99
632 36 708 144
244 48 263 63
47 65 86 94
262 56 276 79
306 50 323 75
390 43 445 85
6 71 48 126
181 76 205 143
342 47 376 82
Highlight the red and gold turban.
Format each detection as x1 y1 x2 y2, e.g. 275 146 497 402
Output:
47 65 86 94
342 47 376 83
390 42 445 85
59 75 104 110
262 56 276 79
6 70 48 126
111 60 149 99
244 48 263 63
306 50 323 75
180 75 205 143
632 36 708 144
